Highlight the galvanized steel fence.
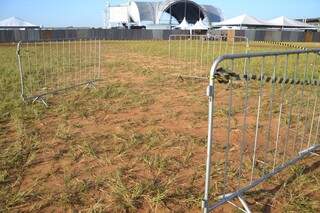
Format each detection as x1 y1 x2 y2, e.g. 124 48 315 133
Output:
168 34 249 78
203 48 320 212
16 39 101 105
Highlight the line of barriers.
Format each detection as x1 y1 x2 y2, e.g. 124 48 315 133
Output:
203 48 320 212
16 39 101 106
168 34 249 79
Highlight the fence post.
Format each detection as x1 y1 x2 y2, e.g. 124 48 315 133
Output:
16 41 25 101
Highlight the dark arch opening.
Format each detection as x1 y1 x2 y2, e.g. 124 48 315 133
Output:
164 1 205 24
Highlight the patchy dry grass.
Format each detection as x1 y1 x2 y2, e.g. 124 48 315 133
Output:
0 41 319 212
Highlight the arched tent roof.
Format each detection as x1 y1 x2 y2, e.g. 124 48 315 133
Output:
128 1 160 24
122 0 223 25
157 0 222 24
200 5 223 23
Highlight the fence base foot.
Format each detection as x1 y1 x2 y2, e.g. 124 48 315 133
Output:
84 81 96 89
220 194 251 213
32 96 48 107
176 74 184 82
171 73 208 82
238 196 251 213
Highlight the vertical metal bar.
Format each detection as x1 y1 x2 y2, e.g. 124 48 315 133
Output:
238 57 250 187
300 54 319 152
308 96 318 147
222 59 235 196
98 39 101 79
42 41 46 89
264 56 278 164
62 40 65 88
184 35 187 72
224 36 228 55
200 37 204 75
195 36 198 75
16 42 25 101
289 54 300 157
34 41 38 92
218 36 222 56
79 39 82 85
294 53 309 153
56 40 59 89
68 40 71 85
283 54 299 164
313 114 320 146
189 35 193 76
231 37 235 54
94 38 97 80
179 35 182 69
203 73 216 213
84 39 87 83
74 39 77 86
273 55 288 170
250 56 265 183
312 55 320 147
49 40 52 90
206 38 210 72
212 36 216 61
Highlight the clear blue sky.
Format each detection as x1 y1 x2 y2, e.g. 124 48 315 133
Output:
0 0 319 27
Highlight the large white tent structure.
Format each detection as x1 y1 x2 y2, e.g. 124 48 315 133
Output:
105 0 223 28
176 17 190 30
191 18 208 30
213 14 269 28
213 14 316 29
267 16 314 28
0 17 39 29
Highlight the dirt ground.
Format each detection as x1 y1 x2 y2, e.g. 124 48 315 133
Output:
0 41 320 212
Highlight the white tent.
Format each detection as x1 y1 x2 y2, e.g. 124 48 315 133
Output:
0 17 38 28
213 14 269 27
176 17 190 30
267 16 314 28
191 19 208 30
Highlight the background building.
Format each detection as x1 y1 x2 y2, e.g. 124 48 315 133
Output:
105 0 223 29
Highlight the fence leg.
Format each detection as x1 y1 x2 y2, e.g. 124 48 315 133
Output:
238 196 252 213
32 96 48 108
219 194 251 213
84 80 96 89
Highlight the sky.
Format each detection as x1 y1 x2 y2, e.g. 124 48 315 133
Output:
0 0 319 27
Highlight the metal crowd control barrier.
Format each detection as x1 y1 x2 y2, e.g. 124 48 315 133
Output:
203 48 320 212
168 34 249 79
16 39 101 106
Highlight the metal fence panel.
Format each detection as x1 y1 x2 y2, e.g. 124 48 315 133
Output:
169 34 249 78
203 48 320 212
16 39 101 105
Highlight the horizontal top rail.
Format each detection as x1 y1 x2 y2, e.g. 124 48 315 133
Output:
210 48 320 79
